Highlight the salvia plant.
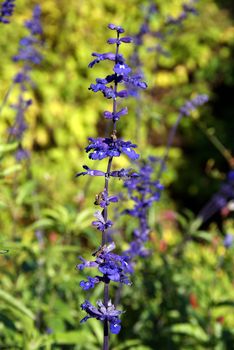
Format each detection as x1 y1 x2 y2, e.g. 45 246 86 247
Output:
8 5 43 161
127 0 201 146
157 94 209 180
76 23 147 349
123 157 163 269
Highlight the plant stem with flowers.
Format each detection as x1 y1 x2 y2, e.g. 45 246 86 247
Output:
76 24 147 349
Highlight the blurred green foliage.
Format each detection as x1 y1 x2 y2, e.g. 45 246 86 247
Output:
0 0 234 348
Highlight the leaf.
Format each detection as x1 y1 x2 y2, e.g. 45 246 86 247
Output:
53 330 97 345
189 218 203 233
191 230 212 242
0 164 22 177
211 300 234 308
113 339 151 349
169 323 209 343
16 181 36 205
0 289 35 320
31 218 54 230
0 142 18 155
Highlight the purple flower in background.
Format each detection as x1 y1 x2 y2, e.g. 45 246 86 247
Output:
198 170 234 225
166 0 198 25
179 94 209 116
9 5 43 161
223 234 233 249
13 5 43 65
0 0 15 24
25 4 42 35
123 158 163 269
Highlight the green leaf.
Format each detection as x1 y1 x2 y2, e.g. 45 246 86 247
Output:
31 218 55 230
211 300 234 308
113 339 151 350
0 164 22 177
53 330 96 345
169 323 209 343
0 142 18 155
0 289 35 320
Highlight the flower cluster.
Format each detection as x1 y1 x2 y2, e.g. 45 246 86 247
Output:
13 5 43 78
77 24 147 339
9 5 43 161
81 300 123 335
123 157 163 265
77 242 131 288
85 137 139 160
0 0 15 24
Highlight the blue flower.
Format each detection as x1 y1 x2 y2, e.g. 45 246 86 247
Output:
80 277 100 290
114 63 131 75
75 165 106 177
78 242 131 285
92 211 113 232
108 23 125 33
80 300 123 334
86 137 139 160
88 52 117 68
103 107 128 122
95 189 118 208
107 37 132 45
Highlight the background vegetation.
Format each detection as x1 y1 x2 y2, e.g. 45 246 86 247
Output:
0 0 234 349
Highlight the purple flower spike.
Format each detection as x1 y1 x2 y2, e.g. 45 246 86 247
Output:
9 5 43 162
122 158 163 273
25 5 42 35
77 23 146 338
180 94 209 116
0 0 15 24
13 5 43 65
